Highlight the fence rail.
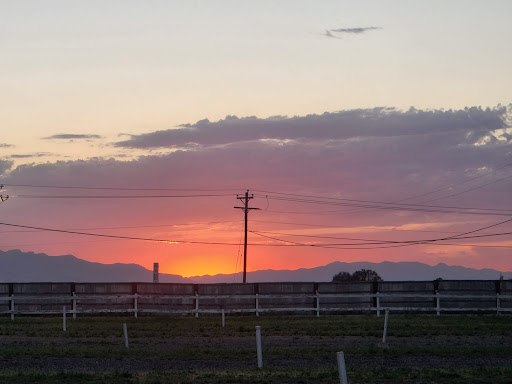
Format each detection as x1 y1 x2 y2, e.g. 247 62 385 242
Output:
1 292 511 319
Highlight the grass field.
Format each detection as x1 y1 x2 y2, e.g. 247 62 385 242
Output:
0 314 511 383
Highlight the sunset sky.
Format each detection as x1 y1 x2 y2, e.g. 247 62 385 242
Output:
0 1 511 278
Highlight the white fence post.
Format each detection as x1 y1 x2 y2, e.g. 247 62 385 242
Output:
316 290 320 318
134 293 138 318
376 292 380 317
255 293 259 317
255 325 263 369
62 306 67 332
337 351 348 384
10 294 14 321
72 292 77 320
382 310 389 344
222 309 225 327
436 291 440 316
195 292 199 318
496 293 501 316
123 323 129 348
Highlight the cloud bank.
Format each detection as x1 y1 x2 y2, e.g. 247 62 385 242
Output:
0 160 13 175
0 106 511 275
115 107 508 149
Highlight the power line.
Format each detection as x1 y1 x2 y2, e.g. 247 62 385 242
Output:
1 183 240 192
254 194 512 217
251 219 500 235
13 193 235 199
250 217 512 250
0 222 241 246
250 231 512 250
253 161 512 212
0 220 241 233
0 220 509 250
416 174 512 204
250 229 512 245
399 161 512 203
254 192 512 213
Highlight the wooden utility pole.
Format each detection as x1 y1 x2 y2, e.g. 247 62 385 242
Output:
234 190 260 283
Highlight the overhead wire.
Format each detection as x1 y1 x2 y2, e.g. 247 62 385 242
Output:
415 174 512 204
0 220 241 233
253 194 512 216
249 217 512 250
13 193 235 199
401 161 512 203
251 219 500 235
0 183 240 192
0 218 510 250
250 229 512 245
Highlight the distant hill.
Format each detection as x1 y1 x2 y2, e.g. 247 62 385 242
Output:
0 249 186 283
0 249 510 283
191 261 512 283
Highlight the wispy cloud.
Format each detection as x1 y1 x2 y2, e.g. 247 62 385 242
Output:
9 153 53 159
330 26 381 34
43 134 103 140
324 30 341 39
0 143 13 148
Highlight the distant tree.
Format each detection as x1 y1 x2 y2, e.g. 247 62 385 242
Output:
332 271 354 283
352 269 382 282
332 269 382 283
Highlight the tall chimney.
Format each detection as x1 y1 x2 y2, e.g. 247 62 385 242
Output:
153 262 159 283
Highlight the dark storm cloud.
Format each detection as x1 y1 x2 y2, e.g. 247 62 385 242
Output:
114 107 509 149
43 134 103 140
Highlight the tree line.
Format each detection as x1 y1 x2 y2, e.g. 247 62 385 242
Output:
332 269 383 282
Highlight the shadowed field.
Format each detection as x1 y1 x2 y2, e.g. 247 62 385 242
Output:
0 315 511 383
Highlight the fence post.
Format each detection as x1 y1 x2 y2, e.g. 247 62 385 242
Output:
255 293 259 317
63 306 67 332
436 291 440 316
134 293 138 318
195 292 199 318
123 323 129 348
496 293 501 316
222 309 225 327
10 294 14 321
72 292 77 319
255 325 263 369
382 310 389 344
376 292 380 317
316 290 320 318
337 351 348 384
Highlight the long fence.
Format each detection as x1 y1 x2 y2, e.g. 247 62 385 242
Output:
1 280 511 318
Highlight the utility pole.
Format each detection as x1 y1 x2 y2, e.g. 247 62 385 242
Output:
234 190 260 283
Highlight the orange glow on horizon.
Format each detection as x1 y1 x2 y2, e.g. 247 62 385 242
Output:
161 251 242 277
